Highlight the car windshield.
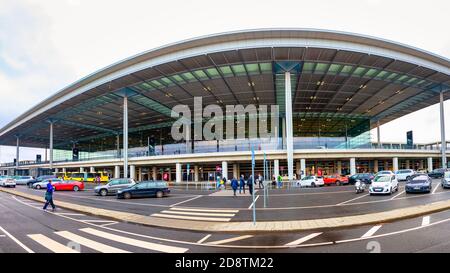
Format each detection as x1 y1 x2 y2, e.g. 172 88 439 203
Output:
444 172 450 178
408 176 428 183
378 171 390 174
374 176 390 182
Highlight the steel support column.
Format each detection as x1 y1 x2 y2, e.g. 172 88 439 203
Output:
377 120 381 148
49 121 53 170
15 136 19 170
350 158 356 175
285 72 294 181
393 157 399 172
123 95 129 178
440 90 447 168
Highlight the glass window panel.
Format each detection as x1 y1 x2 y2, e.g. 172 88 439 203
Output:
397 75 409 82
170 74 185 84
352 67 366 76
151 80 163 87
138 82 154 90
386 72 398 80
231 64 246 75
259 63 272 72
245 63 260 74
193 70 209 80
364 68 379 77
302 62 315 72
340 65 353 74
205 68 220 78
314 63 328 73
219 66 233 76
406 77 418 84
375 71 388 79
327 64 342 74
181 72 195 81
416 79 426 85
160 77 173 86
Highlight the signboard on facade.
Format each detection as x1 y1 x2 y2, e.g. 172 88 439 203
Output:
406 131 413 149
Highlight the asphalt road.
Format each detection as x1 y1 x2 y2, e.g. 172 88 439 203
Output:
1 187 450 253
9 179 450 223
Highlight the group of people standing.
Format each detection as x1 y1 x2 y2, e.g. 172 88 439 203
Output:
219 173 265 197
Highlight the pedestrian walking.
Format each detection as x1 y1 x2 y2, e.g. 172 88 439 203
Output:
247 175 254 195
231 177 238 197
239 174 246 194
43 180 56 211
277 174 283 189
258 173 264 189
95 175 101 184
222 177 227 190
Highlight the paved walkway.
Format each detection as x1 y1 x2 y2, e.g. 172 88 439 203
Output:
208 189 259 197
1 187 450 234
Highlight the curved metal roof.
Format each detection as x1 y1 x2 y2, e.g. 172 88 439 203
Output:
1 28 449 149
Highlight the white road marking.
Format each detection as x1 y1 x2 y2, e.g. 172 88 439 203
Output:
0 235 6 237
206 235 254 245
170 207 239 213
80 220 118 223
285 232 323 246
0 226 34 253
151 213 231 222
99 222 119 227
390 190 405 200
55 213 85 216
248 195 260 209
80 228 188 253
55 231 129 253
170 195 202 207
196 234 212 244
28 234 79 253
422 216 430 226
161 210 235 217
337 194 369 205
432 183 440 194
361 225 382 238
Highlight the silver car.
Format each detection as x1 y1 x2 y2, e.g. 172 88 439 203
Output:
14 176 34 185
0 176 16 188
442 171 450 189
94 178 136 196
33 178 63 190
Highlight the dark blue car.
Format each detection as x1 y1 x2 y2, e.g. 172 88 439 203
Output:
405 175 432 193
117 181 170 199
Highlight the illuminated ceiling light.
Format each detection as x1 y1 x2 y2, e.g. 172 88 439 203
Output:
327 119 331 122
97 111 103 115
346 97 352 101
336 107 342 111
207 86 211 91
351 120 355 122
366 109 371 113
316 81 325 86
301 118 305 121
359 84 367 89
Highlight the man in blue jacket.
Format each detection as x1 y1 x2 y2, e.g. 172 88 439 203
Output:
239 175 246 194
231 177 238 197
43 180 56 211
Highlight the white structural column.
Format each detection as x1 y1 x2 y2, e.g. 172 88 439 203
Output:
80 167 84 172
62 168 66 173
300 159 306 179
350 158 356 175
295 161 300 177
337 160 342 175
176 163 182 183
130 165 136 180
194 165 199 182
49 121 54 170
393 157 399 172
285 72 294 181
274 159 280 179
55 168 59 173
427 157 433 172
152 166 157 180
15 136 19 170
186 123 191 153
90 167 95 173
373 160 379 173
419 160 424 170
222 161 228 179
114 165 120 178
377 121 381 148
282 118 286 149
405 160 410 169
440 90 447 168
233 163 238 179
123 94 129 178
138 167 143 181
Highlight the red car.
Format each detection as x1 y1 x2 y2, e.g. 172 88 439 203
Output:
323 175 349 186
52 180 84 191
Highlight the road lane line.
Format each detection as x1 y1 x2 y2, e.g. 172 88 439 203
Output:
361 225 382 238
161 210 235 217
151 213 231 222
422 216 430 226
337 194 369 205
196 234 211 244
0 235 6 237
432 183 440 194
390 190 405 200
206 235 254 245
0 226 34 253
170 195 202 207
80 228 188 253
55 213 85 216
55 231 129 253
28 234 79 253
170 207 239 213
284 232 323 246
80 220 118 223
248 195 260 209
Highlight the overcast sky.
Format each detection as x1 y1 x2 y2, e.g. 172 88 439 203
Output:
0 0 449 163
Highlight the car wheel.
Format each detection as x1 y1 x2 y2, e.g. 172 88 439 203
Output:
156 191 163 198
124 192 131 199
311 182 316 188
36 185 41 189
73 186 79 192
389 187 393 195
336 181 341 186
100 189 107 196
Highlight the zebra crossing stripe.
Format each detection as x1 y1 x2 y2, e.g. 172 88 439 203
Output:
160 210 235 217
151 213 231 222
28 234 78 253
55 231 129 253
80 228 188 253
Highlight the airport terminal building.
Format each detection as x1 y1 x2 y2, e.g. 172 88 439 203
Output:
0 29 449 182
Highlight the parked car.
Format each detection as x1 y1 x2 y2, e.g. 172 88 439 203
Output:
296 176 324 187
53 180 85 191
13 176 34 185
376 170 395 176
117 181 170 199
442 171 450 189
0 176 16 188
369 174 399 195
323 175 348 186
405 174 432 193
395 169 416 181
428 168 448 179
94 178 136 196
33 178 64 189
348 173 375 185
27 175 57 188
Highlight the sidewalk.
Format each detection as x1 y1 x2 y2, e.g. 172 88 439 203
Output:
2 187 450 234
